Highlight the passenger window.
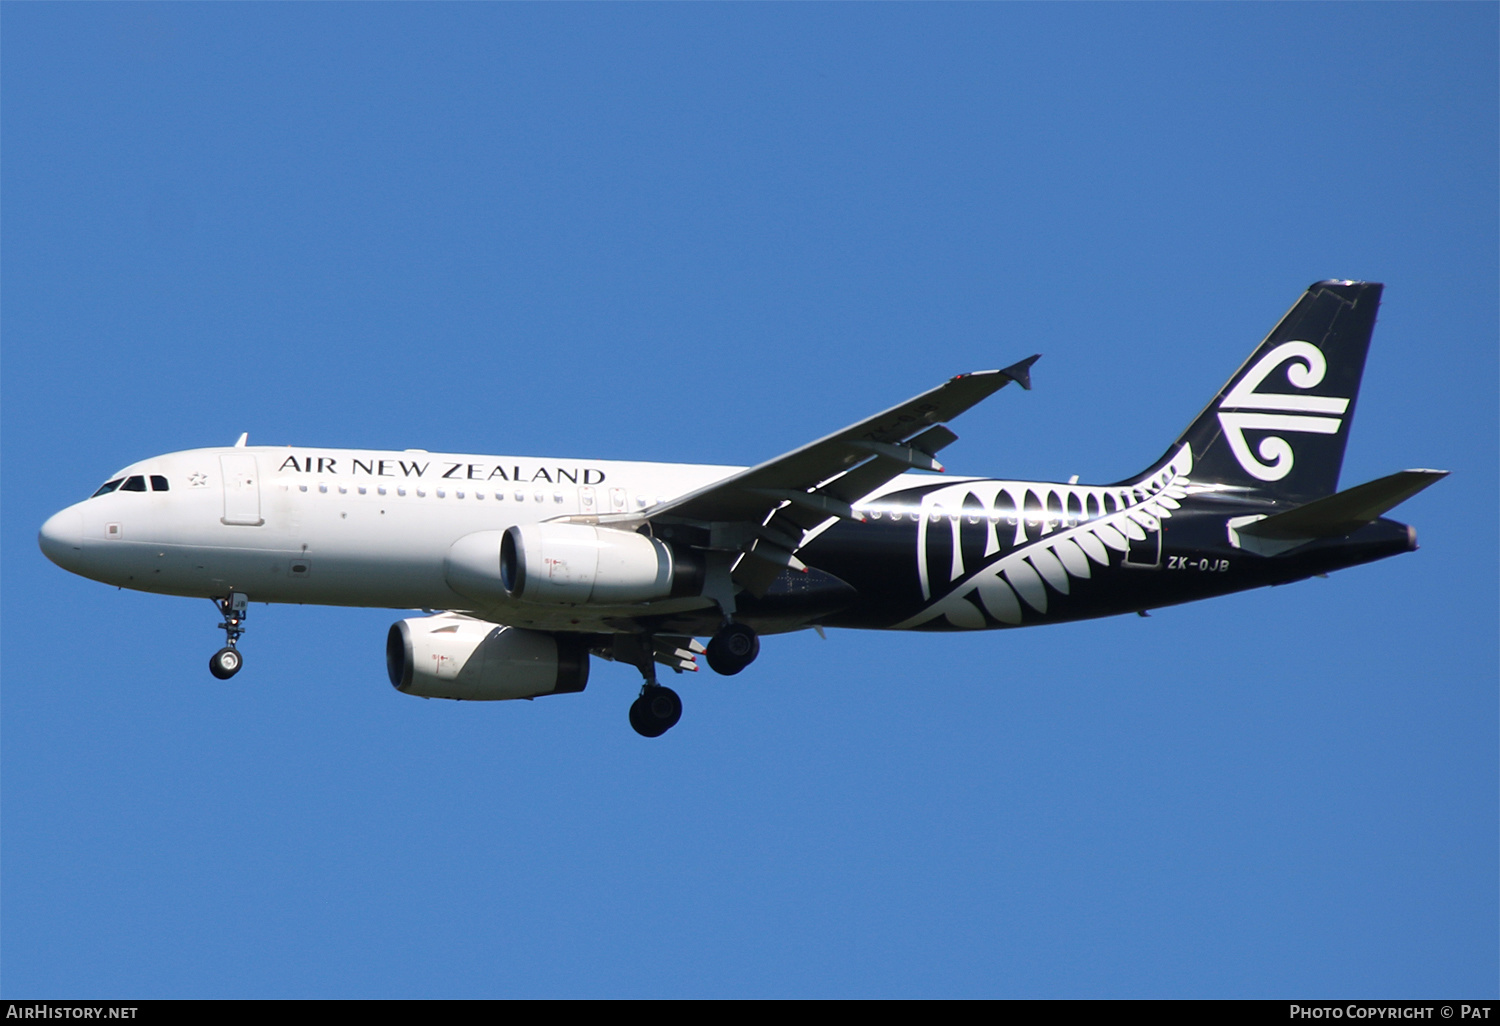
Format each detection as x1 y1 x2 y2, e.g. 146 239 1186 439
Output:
1046 490 1064 526
150 475 169 492
121 476 147 492
994 494 1017 525
92 479 124 497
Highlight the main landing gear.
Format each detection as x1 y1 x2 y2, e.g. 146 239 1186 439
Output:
629 685 682 738
209 592 248 680
619 621 759 737
615 632 686 739
706 621 759 676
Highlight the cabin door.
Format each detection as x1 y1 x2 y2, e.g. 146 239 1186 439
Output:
219 454 264 526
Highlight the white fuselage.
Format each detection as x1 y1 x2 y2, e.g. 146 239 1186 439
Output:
40 446 755 617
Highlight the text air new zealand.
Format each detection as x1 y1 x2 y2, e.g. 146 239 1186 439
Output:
40 281 1444 737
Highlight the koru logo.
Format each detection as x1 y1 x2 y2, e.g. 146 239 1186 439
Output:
1216 341 1349 481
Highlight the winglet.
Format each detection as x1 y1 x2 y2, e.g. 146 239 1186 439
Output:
999 354 1041 391
234 432 249 448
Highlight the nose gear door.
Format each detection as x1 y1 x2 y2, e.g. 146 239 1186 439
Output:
219 454 264 526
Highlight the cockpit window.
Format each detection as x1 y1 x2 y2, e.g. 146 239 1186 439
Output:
120 476 147 492
91 479 124 497
150 475 169 491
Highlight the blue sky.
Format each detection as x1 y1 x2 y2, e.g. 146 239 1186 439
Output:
3 3 1495 998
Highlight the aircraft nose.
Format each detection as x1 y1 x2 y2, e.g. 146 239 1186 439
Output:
38 507 85 569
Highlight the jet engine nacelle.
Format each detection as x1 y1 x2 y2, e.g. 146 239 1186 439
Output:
445 522 702 606
386 614 589 701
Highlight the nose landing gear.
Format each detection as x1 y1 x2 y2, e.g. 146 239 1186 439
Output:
210 646 242 679
209 592 248 680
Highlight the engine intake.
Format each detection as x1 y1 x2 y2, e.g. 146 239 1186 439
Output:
386 614 589 701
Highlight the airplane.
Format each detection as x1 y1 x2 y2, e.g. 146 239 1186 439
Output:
38 280 1446 737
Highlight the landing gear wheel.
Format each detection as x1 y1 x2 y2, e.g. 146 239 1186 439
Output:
706 622 759 676
209 647 243 680
629 686 682 738
210 593 249 680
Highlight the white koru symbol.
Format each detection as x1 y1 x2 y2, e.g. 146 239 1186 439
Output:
1216 341 1349 481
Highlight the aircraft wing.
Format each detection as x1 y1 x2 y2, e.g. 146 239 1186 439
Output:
645 355 1039 594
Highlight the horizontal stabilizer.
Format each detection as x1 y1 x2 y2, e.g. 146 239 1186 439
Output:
1240 469 1448 541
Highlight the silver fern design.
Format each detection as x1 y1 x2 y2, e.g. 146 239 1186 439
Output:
888 444 1194 629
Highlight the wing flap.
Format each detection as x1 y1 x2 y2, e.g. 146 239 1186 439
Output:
591 634 706 673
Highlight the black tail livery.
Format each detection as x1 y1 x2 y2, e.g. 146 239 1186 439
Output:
806 280 1447 634
1165 279 1378 502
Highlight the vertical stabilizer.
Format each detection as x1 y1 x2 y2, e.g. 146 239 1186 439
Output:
1162 280 1381 501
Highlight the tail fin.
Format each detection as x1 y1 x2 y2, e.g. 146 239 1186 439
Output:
1163 280 1382 501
